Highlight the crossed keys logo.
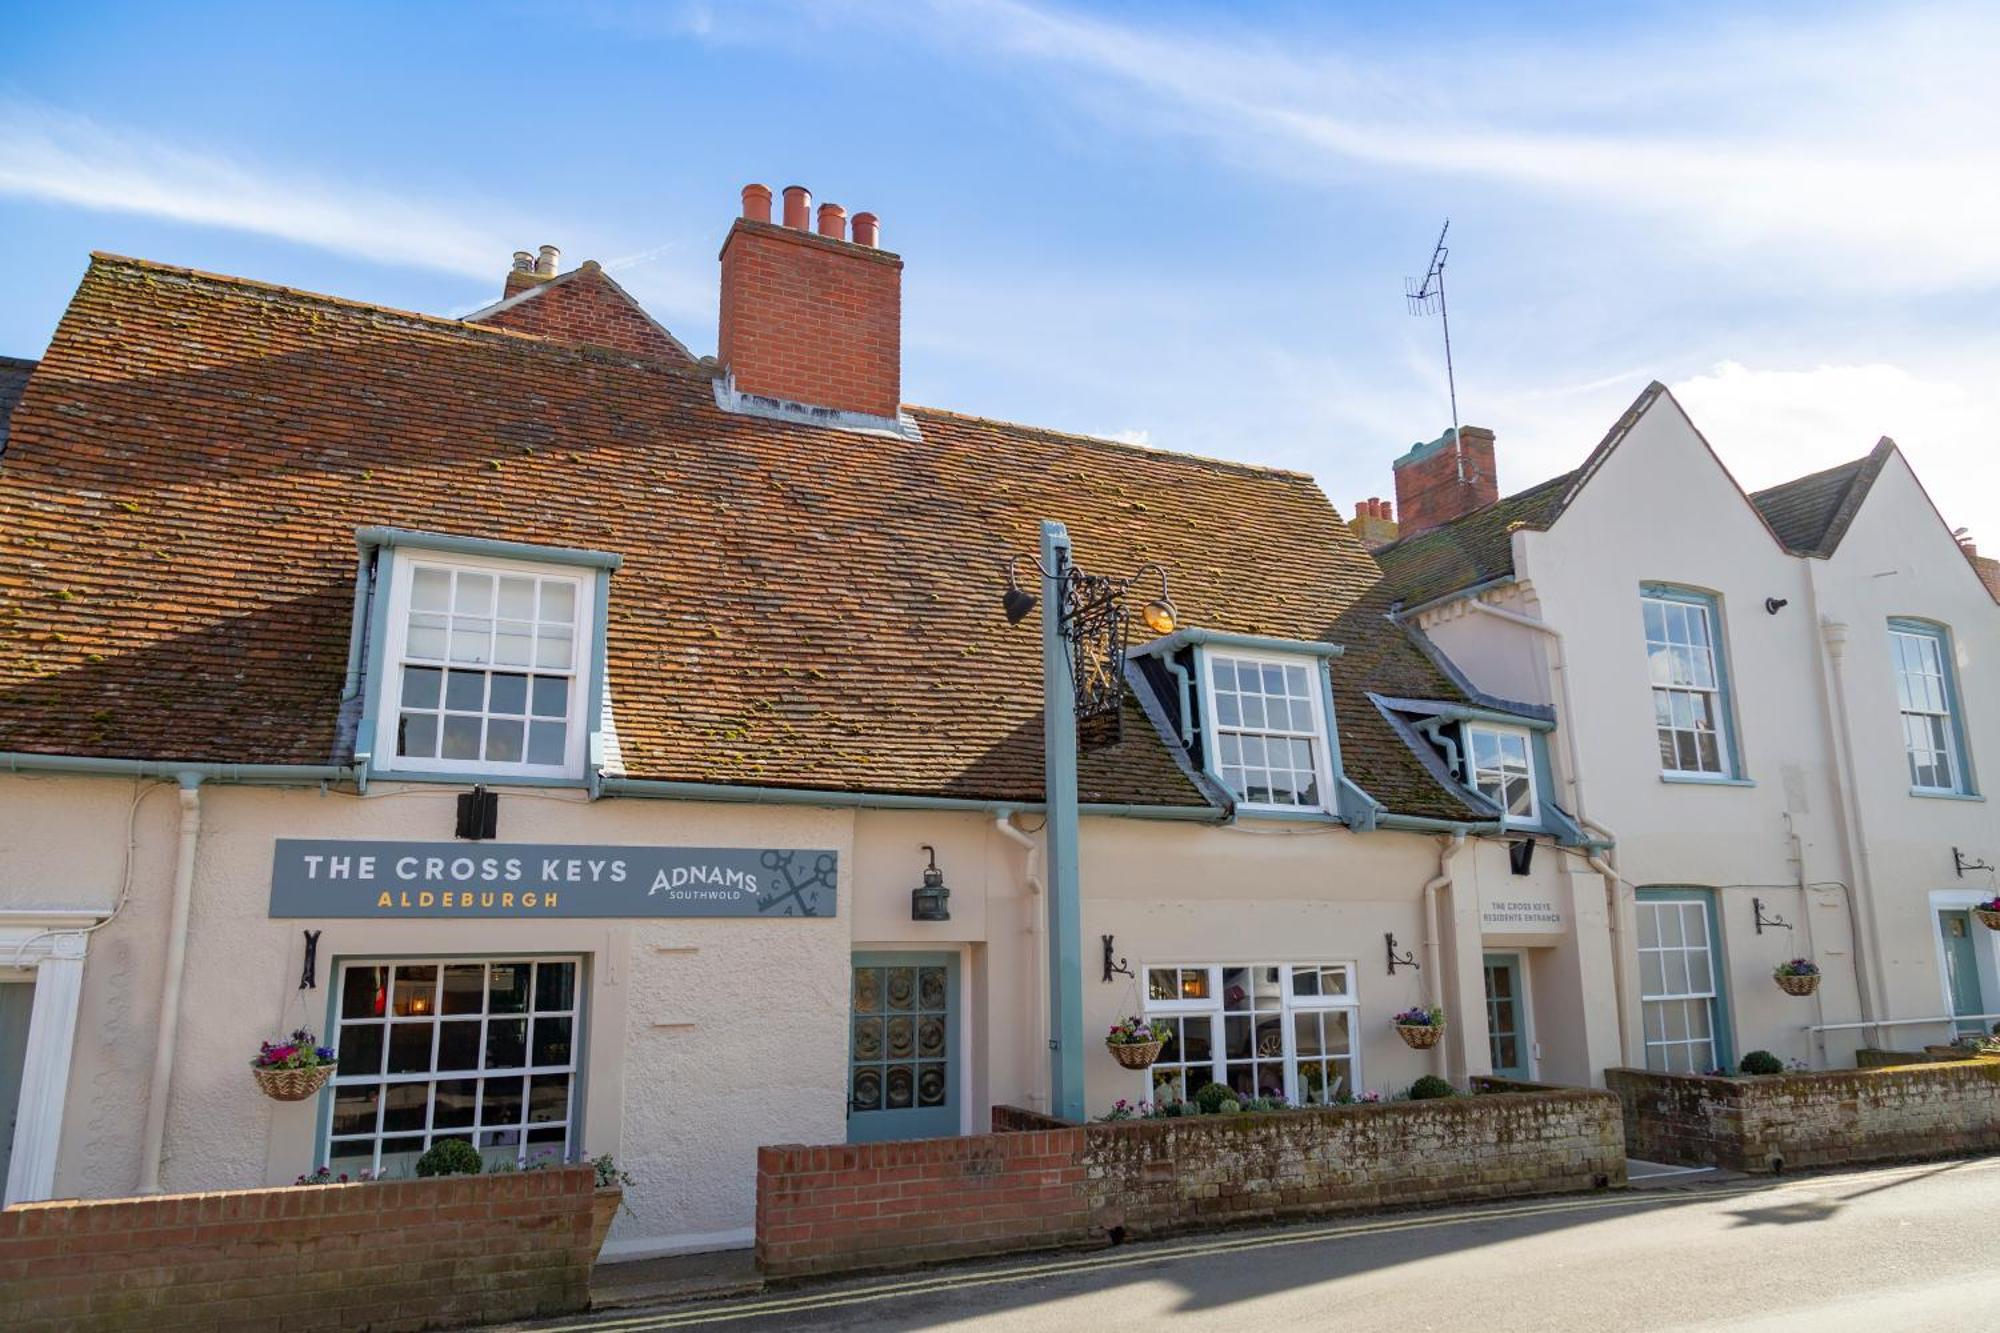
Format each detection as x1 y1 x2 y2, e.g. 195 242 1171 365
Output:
757 850 838 917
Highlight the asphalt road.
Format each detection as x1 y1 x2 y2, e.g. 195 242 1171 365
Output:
526 1157 2000 1332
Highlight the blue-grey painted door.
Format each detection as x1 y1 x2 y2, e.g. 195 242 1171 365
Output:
1483 953 1531 1079
848 953 958 1143
0 982 35 1197
1939 910 1985 1037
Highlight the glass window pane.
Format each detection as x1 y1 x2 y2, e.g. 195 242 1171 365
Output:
445 671 485 712
397 712 438 759
539 581 576 625
433 1078 478 1129
402 665 442 710
332 1084 380 1137
412 567 451 611
382 1082 427 1133
527 721 567 766
343 966 389 1019
491 674 529 716
441 965 484 1016
532 1016 573 1066
489 963 531 1014
481 1077 525 1127
340 1024 384 1077
437 1020 481 1071
529 1073 570 1123
494 623 533 667
453 572 494 615
392 965 438 1016
486 1018 528 1070
535 962 576 1012
406 614 448 660
486 718 524 763
536 628 574 670
441 715 482 761
531 676 569 718
497 577 536 619
450 618 492 664
387 1023 435 1075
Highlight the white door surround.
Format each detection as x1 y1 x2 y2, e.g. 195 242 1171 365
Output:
1 911 99 1205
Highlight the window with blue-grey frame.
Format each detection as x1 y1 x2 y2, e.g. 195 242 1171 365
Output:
1634 888 1733 1074
358 531 616 784
1889 619 1975 796
1641 584 1741 781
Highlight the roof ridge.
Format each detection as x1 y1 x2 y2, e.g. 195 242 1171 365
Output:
1375 466 1579 555
1749 449 1875 500
85 253 714 376
905 404 1318 482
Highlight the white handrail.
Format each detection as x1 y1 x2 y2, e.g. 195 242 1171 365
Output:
1805 1013 2000 1034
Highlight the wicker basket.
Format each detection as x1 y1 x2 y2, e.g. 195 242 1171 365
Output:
1975 908 2000 932
251 1062 335 1102
1107 1039 1164 1071
1395 1024 1445 1051
1774 972 1820 998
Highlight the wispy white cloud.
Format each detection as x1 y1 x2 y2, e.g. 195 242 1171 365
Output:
0 101 519 279
881 0 2000 292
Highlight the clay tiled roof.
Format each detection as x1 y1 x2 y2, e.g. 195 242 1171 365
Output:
0 355 34 454
1750 442 1894 558
1374 471 1576 610
0 255 1479 817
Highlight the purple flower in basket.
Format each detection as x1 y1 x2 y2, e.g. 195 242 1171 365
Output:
1773 959 1820 978
1393 1005 1444 1028
252 1027 334 1071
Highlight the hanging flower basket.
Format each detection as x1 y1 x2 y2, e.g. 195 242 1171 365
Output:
1773 959 1821 997
252 1063 337 1101
250 1028 337 1102
1974 899 2000 931
1106 1016 1164 1070
1393 1006 1446 1050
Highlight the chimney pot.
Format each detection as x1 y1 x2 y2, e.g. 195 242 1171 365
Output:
851 212 880 248
741 183 773 224
782 185 811 230
1382 500 1394 521
817 202 848 241
535 244 560 277
511 250 535 273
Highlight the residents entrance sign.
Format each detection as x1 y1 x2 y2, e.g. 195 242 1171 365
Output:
268 839 838 918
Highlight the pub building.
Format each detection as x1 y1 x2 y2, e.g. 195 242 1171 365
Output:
0 186 1608 1258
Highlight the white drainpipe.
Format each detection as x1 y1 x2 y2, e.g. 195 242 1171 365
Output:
138 774 203 1194
1814 609 1885 1026
993 813 1049 1111
1422 832 1464 1077
1465 596 1633 1063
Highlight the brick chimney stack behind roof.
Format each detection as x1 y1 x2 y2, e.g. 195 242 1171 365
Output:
718 181 902 421
1393 426 1498 538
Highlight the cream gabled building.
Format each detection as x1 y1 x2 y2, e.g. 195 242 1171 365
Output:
1376 385 1999 1073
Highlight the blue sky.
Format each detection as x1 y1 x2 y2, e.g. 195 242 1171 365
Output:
4 1 1996 541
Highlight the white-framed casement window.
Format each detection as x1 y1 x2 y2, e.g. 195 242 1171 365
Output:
1465 724 1537 824
326 957 581 1174
1890 621 1970 794
375 554 594 780
1642 588 1736 778
1635 896 1726 1074
1140 962 1358 1105
1203 652 1334 811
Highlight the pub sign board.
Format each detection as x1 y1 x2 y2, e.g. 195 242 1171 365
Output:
268 840 838 919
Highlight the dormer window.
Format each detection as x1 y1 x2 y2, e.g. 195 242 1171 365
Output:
1465 725 1537 825
366 545 601 782
1204 651 1333 811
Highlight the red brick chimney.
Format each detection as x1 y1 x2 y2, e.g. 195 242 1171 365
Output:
1393 427 1498 537
718 182 902 421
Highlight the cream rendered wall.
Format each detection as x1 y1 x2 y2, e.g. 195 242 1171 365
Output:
0 774 854 1257
1509 397 1865 1069
1810 453 2000 1044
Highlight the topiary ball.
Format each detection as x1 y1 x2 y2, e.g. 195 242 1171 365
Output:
1193 1082 1234 1114
1408 1075 1455 1100
1738 1050 1784 1076
1218 1100 1241 1115
415 1137 484 1177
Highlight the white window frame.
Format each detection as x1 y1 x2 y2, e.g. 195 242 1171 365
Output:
1635 898 1722 1074
325 955 583 1174
1138 962 1360 1106
1890 624 1965 795
1200 650 1336 813
1642 591 1734 779
1465 724 1538 825
372 551 595 781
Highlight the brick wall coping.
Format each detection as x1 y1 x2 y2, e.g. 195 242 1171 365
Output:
1606 1060 2000 1093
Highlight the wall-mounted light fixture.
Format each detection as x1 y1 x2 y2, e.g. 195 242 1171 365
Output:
1765 597 1789 615
911 845 952 921
456 785 498 840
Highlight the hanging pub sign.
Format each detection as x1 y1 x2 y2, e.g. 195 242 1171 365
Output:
268 840 837 919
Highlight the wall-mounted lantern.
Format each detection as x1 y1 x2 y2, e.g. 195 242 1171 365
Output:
911 845 951 922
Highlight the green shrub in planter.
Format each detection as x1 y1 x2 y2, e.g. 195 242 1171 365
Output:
414 1138 483 1177
1217 1099 1241 1115
1408 1075 1455 1100
1193 1082 1234 1114
1738 1050 1784 1076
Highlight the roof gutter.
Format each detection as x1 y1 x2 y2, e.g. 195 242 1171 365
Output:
0 753 354 785
1391 572 1520 624
596 775 1225 821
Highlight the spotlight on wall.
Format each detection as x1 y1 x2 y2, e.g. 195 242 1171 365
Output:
911 845 952 921
456 785 499 840
1765 597 1789 615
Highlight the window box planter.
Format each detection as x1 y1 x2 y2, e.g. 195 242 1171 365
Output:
1393 1006 1446 1050
1773 960 1821 997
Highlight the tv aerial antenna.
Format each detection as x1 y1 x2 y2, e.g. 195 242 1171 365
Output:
1405 220 1461 448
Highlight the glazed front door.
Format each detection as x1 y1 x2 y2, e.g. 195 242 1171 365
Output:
1938 911 1986 1038
848 953 958 1143
1482 953 1532 1079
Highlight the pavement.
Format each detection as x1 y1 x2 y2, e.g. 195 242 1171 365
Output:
514 1154 2000 1332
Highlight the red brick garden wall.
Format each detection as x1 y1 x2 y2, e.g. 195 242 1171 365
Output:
0 1165 600 1332
757 1092 1623 1278
1607 1060 2000 1173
